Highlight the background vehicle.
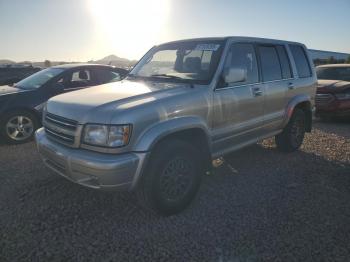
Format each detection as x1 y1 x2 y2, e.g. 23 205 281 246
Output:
316 64 350 119
0 65 41 86
0 64 128 144
36 37 316 215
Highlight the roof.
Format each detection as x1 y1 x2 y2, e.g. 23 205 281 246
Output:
317 64 350 68
159 36 303 46
52 63 114 69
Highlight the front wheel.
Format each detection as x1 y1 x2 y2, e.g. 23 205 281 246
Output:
136 139 203 216
275 108 306 152
1 110 38 144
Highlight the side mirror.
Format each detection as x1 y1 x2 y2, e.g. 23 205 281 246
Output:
223 68 247 84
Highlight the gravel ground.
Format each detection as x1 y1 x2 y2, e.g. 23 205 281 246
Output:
0 120 349 261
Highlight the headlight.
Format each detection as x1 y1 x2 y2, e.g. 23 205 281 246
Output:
335 93 350 100
83 124 131 147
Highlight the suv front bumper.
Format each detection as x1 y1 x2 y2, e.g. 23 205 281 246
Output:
35 128 148 191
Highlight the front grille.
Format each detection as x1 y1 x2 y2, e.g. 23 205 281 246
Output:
45 113 77 130
315 93 334 106
44 113 79 146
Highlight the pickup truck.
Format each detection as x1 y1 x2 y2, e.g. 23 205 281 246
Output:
35 37 316 215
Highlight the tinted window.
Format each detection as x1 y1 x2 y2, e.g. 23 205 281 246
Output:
64 69 94 89
290 45 312 78
71 70 91 82
223 43 258 86
276 45 292 79
258 45 282 81
96 69 121 83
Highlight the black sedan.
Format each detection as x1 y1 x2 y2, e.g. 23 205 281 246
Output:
0 64 128 144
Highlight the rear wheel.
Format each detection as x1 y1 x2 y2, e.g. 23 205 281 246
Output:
1 110 38 144
136 139 203 216
275 108 306 152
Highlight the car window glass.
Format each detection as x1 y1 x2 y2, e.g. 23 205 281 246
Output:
258 45 282 81
276 45 292 79
222 43 258 86
71 70 91 82
289 45 312 78
131 39 225 85
96 69 121 83
63 69 93 89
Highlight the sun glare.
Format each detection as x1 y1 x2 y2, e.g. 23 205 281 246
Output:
89 0 170 60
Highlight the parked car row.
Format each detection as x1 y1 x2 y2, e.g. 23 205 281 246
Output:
0 65 41 86
0 64 128 143
0 36 348 215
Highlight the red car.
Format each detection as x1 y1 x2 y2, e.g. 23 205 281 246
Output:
316 64 350 119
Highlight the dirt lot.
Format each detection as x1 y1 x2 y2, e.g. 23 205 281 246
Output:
0 120 349 261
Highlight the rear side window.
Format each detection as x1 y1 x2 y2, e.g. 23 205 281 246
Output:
289 45 312 78
258 45 282 81
276 45 292 79
96 68 121 83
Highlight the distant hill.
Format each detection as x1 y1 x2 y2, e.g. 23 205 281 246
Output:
98 55 130 63
0 59 15 65
0 54 137 69
93 54 137 68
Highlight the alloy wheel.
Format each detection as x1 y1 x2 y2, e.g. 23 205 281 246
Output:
6 116 34 141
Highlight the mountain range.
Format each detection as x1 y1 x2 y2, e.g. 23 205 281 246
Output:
0 55 137 68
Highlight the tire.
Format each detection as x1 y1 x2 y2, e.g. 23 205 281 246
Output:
0 110 39 144
275 108 306 152
136 139 204 216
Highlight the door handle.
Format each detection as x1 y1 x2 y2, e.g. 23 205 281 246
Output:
252 87 263 97
288 82 295 90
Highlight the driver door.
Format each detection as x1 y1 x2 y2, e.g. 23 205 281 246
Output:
211 42 265 154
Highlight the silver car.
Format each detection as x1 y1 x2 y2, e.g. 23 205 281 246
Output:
35 37 316 215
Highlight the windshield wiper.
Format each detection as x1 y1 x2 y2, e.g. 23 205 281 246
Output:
149 74 184 80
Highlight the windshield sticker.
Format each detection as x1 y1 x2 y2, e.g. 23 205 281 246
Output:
194 44 220 51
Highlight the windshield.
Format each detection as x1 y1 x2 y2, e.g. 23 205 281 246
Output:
129 40 225 84
15 68 64 90
316 67 350 82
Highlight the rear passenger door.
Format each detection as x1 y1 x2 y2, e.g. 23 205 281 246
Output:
257 44 293 131
287 44 313 101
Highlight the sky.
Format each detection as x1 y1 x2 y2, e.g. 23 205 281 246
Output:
0 0 349 62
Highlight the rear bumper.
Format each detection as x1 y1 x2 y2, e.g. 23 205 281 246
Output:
35 128 148 191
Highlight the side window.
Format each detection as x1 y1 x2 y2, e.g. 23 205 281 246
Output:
258 45 282 81
64 69 93 89
276 45 292 79
71 70 91 82
222 43 258 86
289 45 312 78
96 69 121 83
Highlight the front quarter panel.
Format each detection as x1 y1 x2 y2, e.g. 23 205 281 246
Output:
133 116 210 152
110 86 212 153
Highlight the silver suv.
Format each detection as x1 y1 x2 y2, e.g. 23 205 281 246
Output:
35 37 316 215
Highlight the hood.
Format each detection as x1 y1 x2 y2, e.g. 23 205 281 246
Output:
46 80 191 123
0 85 30 96
317 80 350 93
